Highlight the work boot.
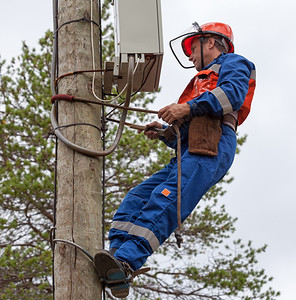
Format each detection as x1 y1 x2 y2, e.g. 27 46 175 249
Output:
94 249 133 298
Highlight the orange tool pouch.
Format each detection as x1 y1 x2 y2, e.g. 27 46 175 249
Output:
188 115 222 156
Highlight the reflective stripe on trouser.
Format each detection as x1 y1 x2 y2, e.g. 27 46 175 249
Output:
111 221 160 251
109 125 237 270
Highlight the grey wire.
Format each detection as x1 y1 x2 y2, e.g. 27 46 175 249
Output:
51 56 135 157
53 239 94 262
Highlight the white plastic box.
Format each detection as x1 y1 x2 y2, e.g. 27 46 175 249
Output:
111 0 163 93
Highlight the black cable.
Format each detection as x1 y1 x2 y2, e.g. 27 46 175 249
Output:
104 56 157 118
104 100 125 118
52 1 59 299
54 122 102 132
107 56 157 102
101 108 107 300
101 106 106 251
131 57 156 97
54 17 100 36
99 1 106 298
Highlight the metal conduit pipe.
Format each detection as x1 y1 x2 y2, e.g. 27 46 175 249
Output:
51 55 135 157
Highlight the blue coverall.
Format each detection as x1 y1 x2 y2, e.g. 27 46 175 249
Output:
109 52 256 271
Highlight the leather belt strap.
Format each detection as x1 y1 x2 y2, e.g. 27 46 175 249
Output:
222 112 238 132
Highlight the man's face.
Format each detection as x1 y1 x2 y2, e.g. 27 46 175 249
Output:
189 38 202 71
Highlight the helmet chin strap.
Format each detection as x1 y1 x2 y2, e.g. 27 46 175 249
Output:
200 36 205 70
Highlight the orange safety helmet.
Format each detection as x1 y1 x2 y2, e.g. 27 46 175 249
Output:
182 22 234 57
169 22 235 69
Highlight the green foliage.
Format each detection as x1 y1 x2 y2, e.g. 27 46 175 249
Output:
0 245 52 300
0 31 54 298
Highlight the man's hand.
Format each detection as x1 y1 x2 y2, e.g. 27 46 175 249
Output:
141 121 162 140
158 103 190 124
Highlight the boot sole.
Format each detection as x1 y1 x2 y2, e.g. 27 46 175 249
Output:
94 250 130 298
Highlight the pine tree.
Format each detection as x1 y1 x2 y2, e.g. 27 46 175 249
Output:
0 32 53 299
0 1 280 299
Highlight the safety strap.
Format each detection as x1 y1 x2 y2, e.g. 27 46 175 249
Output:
133 267 151 277
222 111 238 132
101 267 150 286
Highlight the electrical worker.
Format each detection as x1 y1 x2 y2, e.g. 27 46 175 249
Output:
95 22 256 298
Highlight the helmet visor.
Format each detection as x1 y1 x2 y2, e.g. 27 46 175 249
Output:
169 23 203 69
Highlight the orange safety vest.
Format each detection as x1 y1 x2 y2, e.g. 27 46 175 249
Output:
178 68 256 126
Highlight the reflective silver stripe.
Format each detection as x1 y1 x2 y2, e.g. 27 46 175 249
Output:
209 63 221 73
111 221 133 232
250 69 256 80
211 86 233 114
111 221 160 252
128 225 160 251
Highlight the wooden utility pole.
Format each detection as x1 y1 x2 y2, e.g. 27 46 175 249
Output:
54 0 102 299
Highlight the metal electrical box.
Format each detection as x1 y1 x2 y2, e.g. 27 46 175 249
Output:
104 0 163 94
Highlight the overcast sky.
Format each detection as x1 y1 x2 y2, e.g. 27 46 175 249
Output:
1 0 296 299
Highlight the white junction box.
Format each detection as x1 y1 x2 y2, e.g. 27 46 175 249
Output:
105 0 163 94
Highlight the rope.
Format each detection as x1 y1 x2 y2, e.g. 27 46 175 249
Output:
173 124 183 248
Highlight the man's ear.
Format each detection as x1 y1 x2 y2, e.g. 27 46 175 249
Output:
207 37 216 49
